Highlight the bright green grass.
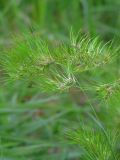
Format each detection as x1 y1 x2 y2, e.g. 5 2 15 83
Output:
0 0 120 159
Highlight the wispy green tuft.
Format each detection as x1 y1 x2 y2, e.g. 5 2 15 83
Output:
67 127 118 160
1 31 116 92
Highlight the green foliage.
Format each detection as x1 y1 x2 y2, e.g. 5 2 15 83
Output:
2 31 115 93
96 79 120 99
67 127 118 160
0 0 120 160
1 30 120 159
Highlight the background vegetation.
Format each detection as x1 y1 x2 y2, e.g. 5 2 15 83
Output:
0 0 120 159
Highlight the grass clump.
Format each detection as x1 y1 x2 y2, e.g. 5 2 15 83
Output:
0 1 120 159
1 30 120 159
67 127 118 160
1 31 115 93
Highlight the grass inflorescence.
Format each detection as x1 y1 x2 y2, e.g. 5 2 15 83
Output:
1 31 117 93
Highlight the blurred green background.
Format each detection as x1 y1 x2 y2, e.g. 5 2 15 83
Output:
1 0 120 41
0 0 120 159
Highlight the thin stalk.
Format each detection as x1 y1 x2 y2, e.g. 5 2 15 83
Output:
75 78 117 160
